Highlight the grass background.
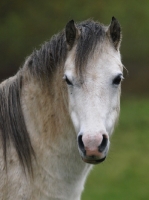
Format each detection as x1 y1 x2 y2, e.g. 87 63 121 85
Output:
82 97 149 200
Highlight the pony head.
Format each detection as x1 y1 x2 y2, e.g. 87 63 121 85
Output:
64 18 123 164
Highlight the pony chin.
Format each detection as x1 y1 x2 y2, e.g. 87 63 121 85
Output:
82 156 106 165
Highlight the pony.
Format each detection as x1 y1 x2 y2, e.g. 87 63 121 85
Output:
0 17 123 200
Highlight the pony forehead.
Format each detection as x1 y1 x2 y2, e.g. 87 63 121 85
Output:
67 20 123 76
65 38 123 76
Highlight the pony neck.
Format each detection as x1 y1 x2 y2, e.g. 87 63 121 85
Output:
21 69 92 199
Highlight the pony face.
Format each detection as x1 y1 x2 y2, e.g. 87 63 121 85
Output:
64 18 123 164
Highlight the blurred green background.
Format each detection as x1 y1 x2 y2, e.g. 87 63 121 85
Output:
0 0 149 199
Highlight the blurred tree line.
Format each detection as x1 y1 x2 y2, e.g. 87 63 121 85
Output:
0 0 148 95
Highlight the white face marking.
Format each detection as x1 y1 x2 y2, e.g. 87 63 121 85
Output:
64 41 123 163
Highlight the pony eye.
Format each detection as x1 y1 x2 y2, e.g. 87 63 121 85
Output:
113 74 123 85
64 75 73 86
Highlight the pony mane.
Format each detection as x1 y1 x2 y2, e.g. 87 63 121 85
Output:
27 20 106 79
76 20 106 75
0 20 106 174
0 73 35 174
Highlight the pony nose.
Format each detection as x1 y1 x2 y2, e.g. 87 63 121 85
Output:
78 133 108 156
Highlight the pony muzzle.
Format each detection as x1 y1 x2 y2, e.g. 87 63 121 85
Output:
77 133 109 164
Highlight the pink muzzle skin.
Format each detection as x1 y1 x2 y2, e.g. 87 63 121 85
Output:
78 132 108 164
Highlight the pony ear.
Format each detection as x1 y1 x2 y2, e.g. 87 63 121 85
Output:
108 17 121 50
65 20 79 50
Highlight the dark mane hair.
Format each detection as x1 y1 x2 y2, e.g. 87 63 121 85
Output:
0 20 106 174
27 20 106 78
76 20 105 74
0 74 35 174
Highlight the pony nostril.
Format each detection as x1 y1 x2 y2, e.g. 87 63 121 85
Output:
78 134 85 154
98 134 108 152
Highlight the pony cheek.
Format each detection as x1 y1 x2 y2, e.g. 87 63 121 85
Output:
70 111 80 134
